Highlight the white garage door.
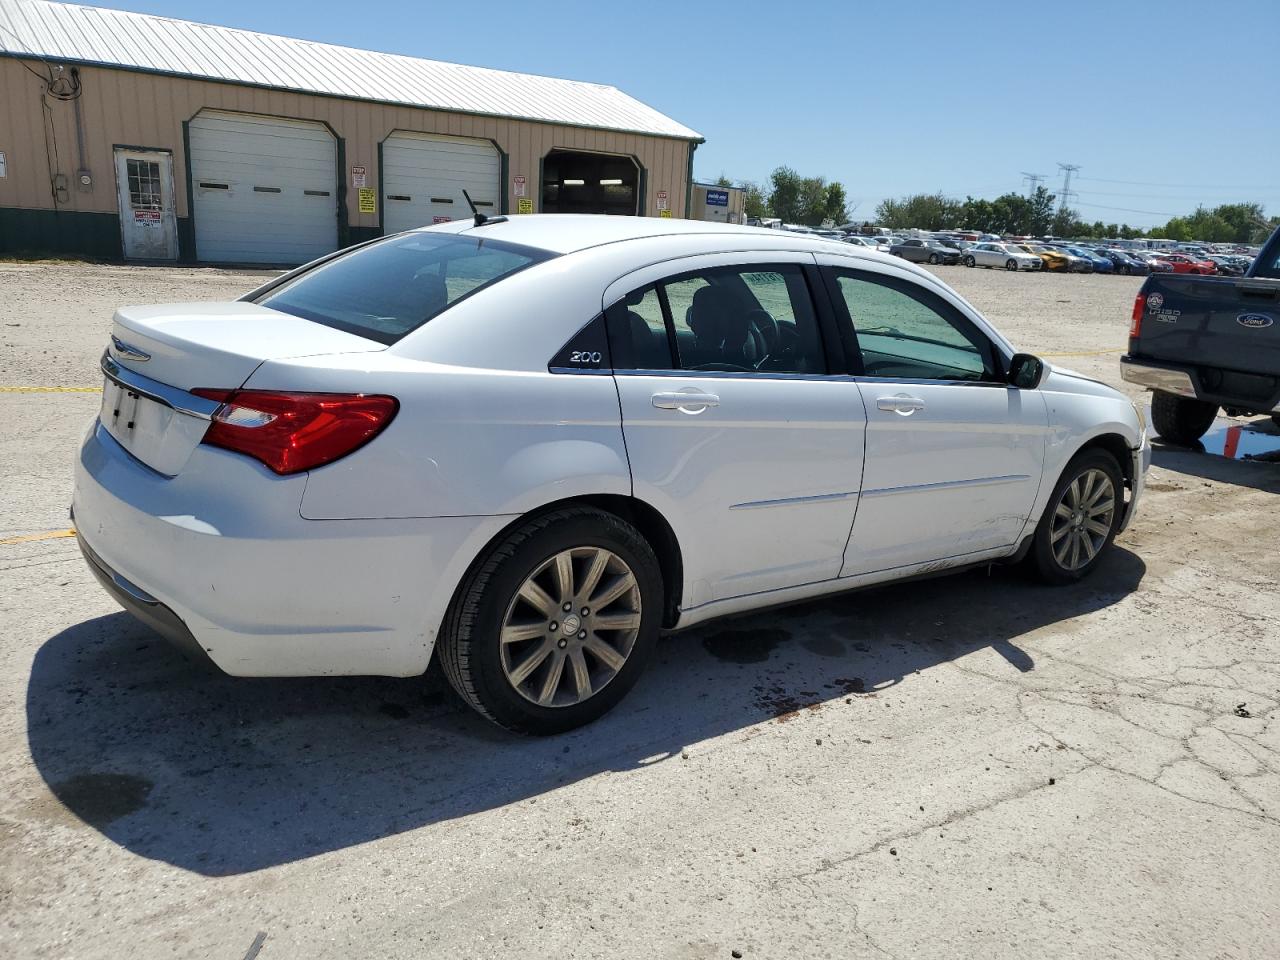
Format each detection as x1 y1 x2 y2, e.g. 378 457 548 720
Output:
189 110 337 264
382 132 500 234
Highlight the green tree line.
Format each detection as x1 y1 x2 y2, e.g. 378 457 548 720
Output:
871 191 1277 243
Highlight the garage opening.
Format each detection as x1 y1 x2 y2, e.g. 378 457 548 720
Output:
541 150 640 216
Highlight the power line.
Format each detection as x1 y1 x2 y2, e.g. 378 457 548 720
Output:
1077 175 1277 190
1074 200 1177 217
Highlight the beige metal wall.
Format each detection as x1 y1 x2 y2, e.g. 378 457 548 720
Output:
0 57 693 227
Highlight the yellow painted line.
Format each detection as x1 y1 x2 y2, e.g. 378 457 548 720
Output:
0 385 101 393
0 528 77 546
1041 348 1124 358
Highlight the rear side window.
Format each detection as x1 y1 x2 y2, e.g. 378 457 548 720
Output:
257 233 555 345
608 264 827 375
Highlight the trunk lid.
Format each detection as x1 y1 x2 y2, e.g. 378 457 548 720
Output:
1135 275 1280 375
109 301 384 389
101 302 384 476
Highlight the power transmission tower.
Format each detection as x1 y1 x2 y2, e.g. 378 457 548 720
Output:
1021 172 1047 197
1056 163 1080 214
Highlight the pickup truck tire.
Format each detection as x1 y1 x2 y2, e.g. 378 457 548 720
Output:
1030 450 1123 585
1151 391 1218 445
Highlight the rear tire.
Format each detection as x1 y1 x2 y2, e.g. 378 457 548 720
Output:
438 507 663 735
1030 450 1124 584
1150 390 1218 445
964 255 976 268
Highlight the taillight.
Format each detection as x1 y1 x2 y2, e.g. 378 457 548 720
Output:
1129 293 1146 338
190 389 398 475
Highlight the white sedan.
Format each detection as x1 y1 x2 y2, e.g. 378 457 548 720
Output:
963 242 1044 271
74 216 1149 734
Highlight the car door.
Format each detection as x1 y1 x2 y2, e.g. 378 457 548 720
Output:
815 258 1050 576
973 243 996 267
604 254 867 607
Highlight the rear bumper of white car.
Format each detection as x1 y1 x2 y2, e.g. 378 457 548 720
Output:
73 421 508 677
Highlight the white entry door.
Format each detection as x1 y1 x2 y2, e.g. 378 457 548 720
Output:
188 110 337 264
382 131 500 232
114 148 178 260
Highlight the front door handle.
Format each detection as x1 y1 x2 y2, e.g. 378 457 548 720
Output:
652 390 720 413
877 394 926 415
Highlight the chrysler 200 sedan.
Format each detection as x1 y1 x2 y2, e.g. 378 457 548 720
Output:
74 216 1150 734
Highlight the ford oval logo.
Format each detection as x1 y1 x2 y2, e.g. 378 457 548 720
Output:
1237 313 1275 329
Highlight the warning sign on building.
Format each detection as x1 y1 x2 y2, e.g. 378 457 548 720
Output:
358 188 376 214
659 209 673 218
656 190 669 212
517 197 534 214
351 165 367 188
513 175 526 198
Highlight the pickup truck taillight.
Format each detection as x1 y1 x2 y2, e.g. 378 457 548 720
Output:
190 389 398 475
1130 293 1147 338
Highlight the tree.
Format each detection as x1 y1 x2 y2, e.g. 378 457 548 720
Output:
739 180 769 220
714 174 733 188
768 167 804 223
768 167 851 226
875 192 963 231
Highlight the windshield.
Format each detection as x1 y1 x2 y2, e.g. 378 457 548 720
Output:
258 233 556 345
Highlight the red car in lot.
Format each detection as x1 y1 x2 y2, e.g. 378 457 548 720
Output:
1156 253 1217 275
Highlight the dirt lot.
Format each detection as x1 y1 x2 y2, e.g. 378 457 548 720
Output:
2 261 1278 959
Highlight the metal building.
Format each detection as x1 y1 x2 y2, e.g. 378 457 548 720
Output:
0 0 702 263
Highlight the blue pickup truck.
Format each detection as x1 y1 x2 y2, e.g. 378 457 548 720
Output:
1121 227 1280 444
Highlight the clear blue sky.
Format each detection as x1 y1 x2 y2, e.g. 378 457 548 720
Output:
87 0 1279 228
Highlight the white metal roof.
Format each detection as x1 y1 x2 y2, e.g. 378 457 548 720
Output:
0 0 703 141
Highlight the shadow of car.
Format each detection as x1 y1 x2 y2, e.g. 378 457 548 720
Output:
28 552 1144 876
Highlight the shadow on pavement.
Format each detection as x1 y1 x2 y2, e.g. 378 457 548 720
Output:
27 547 1145 875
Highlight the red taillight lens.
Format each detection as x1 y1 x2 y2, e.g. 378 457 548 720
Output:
1129 293 1146 338
190 389 398 475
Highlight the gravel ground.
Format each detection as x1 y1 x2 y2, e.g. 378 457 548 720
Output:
1 261 1278 959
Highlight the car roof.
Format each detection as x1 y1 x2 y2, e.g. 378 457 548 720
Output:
419 214 834 256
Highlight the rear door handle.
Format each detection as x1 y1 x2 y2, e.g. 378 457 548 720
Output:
877 395 926 415
651 390 719 413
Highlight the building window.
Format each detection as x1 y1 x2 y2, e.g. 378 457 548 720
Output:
126 159 163 209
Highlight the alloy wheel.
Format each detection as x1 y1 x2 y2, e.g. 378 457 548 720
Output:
1050 468 1116 571
500 547 642 707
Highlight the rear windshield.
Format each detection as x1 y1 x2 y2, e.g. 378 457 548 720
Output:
257 233 556 345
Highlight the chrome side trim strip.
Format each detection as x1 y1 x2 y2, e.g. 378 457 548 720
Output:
861 474 1031 498
100 350 221 420
729 490 858 510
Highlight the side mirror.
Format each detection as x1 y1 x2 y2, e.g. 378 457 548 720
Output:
1008 352 1045 389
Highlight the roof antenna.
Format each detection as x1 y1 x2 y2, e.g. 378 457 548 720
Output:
462 189 507 228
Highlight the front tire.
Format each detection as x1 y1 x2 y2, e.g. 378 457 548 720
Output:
1005 259 1018 271
439 507 663 735
1030 450 1124 584
1151 390 1218 445
928 253 940 265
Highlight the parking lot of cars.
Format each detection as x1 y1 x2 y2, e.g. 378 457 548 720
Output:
2 257 1279 959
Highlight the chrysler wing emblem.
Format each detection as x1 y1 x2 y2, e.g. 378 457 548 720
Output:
111 335 151 362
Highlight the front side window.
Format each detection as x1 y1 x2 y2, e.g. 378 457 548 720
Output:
610 264 826 375
832 272 997 382
258 233 556 345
